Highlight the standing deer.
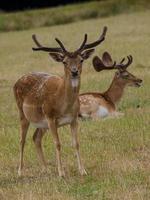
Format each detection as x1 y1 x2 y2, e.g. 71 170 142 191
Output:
13 27 107 177
79 52 142 119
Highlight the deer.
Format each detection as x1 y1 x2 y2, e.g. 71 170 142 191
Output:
13 27 108 177
79 52 142 120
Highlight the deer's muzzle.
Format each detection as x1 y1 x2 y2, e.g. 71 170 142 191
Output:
71 71 79 78
135 79 143 87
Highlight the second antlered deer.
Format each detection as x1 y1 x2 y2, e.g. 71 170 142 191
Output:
79 52 142 119
13 27 108 177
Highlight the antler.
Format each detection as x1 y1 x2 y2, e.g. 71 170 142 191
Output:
75 26 107 54
83 26 107 50
93 52 116 72
55 38 68 53
32 26 107 55
115 55 133 70
32 34 64 53
76 34 88 52
93 52 133 72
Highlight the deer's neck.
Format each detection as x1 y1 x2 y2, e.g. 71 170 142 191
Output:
104 77 126 105
63 75 80 105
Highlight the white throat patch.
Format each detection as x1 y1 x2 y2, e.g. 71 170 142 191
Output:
71 79 79 88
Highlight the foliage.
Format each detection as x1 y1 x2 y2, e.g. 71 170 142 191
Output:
0 0 150 32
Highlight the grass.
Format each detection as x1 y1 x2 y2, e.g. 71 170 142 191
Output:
0 0 150 32
0 9 150 200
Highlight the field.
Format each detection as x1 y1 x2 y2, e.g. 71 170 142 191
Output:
0 10 150 200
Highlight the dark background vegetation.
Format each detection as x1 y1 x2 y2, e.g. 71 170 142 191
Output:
0 0 91 11
0 0 149 32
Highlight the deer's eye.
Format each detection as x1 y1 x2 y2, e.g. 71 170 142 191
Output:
80 59 83 63
123 74 129 78
63 61 67 65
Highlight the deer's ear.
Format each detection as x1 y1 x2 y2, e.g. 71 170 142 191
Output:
81 49 95 60
49 53 64 62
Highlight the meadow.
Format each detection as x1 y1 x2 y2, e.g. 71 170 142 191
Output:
0 10 150 200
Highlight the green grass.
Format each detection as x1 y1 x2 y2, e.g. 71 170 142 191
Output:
0 0 150 32
0 10 150 200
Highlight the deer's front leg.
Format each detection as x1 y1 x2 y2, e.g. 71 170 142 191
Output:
47 118 65 177
70 120 87 175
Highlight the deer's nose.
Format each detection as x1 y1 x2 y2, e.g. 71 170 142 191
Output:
139 79 143 83
71 70 78 77
71 67 79 77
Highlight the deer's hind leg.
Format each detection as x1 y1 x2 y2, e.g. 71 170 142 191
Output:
18 111 30 176
33 128 47 169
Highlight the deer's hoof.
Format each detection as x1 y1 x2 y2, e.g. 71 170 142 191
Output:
79 168 87 176
18 168 23 177
58 169 66 177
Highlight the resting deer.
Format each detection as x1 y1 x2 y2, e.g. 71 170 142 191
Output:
79 52 142 119
13 27 108 177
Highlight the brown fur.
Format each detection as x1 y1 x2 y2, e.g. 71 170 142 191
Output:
14 27 108 176
13 50 95 177
14 72 79 123
79 70 142 119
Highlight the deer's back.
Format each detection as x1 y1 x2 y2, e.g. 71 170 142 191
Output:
14 72 61 100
